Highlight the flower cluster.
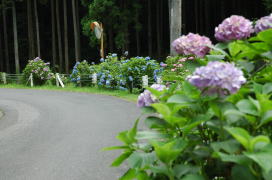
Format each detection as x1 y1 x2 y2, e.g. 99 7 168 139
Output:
255 14 272 33
70 60 93 86
187 61 246 95
172 33 212 58
23 57 53 85
137 84 166 107
215 15 253 42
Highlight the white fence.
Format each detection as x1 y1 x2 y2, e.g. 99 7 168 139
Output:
0 72 162 89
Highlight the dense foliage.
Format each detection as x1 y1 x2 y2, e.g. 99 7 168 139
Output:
106 15 272 180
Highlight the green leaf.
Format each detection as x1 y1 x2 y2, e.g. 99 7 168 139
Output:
182 114 212 134
111 151 132 167
228 41 242 57
150 164 169 176
141 106 156 114
244 151 272 173
253 83 263 94
181 174 205 180
237 61 255 73
119 169 137 180
236 99 259 116
173 164 200 179
144 116 168 129
136 131 170 140
214 152 251 165
259 110 272 127
225 127 251 150
224 109 245 124
206 55 225 61
257 29 272 45
263 83 272 94
167 94 193 105
231 165 257 180
250 135 270 151
211 140 240 154
128 119 140 142
152 103 171 120
152 138 188 164
127 151 156 169
206 44 230 57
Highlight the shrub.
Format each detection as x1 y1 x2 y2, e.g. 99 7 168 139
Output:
70 60 93 86
23 57 54 85
121 56 161 92
107 21 272 180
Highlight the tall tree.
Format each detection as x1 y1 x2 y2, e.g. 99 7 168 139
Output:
72 0 80 61
156 0 162 56
169 0 182 55
51 0 56 68
56 0 63 72
12 0 19 73
147 0 152 56
0 20 3 72
2 0 10 72
63 0 69 73
27 0 35 58
76 0 81 59
34 0 41 57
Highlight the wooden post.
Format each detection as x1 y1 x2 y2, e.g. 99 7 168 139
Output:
92 73 97 86
30 73 33 87
56 73 65 88
142 75 149 88
56 73 60 87
2 73 6 84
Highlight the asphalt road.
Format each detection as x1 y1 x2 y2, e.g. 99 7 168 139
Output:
0 88 141 180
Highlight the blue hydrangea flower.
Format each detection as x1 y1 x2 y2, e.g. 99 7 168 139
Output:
128 76 133 82
145 57 151 61
100 58 105 62
187 61 246 95
112 53 117 57
106 80 110 86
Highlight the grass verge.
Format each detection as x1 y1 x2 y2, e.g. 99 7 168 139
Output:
0 84 138 102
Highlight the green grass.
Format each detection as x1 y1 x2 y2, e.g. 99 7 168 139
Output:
0 84 138 102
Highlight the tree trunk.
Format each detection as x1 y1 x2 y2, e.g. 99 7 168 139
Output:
34 0 41 57
147 0 152 56
56 0 63 72
169 0 182 56
27 0 35 58
2 0 10 73
51 0 56 68
63 0 69 73
76 0 81 60
0 23 3 72
72 0 80 61
156 0 162 57
12 1 20 74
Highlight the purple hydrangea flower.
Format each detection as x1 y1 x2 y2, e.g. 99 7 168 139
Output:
187 61 246 95
172 33 212 58
34 57 41 62
255 14 272 33
137 84 166 108
215 15 253 42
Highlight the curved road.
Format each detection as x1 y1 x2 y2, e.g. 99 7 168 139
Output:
0 89 141 180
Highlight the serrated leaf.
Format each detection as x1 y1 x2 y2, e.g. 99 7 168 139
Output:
236 99 259 116
263 83 272 94
250 135 270 151
211 140 240 154
127 151 156 169
144 116 168 129
214 152 251 166
244 151 272 173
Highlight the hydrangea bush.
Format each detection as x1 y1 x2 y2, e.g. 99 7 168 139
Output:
161 55 201 82
23 57 54 85
107 15 272 180
121 56 161 92
70 60 93 86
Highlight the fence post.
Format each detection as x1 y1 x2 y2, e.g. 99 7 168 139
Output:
56 73 60 87
142 75 148 88
156 76 162 84
56 73 65 88
30 73 33 87
92 73 97 86
2 73 6 84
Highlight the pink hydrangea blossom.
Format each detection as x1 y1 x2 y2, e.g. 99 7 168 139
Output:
215 15 253 42
172 33 212 58
255 14 272 33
